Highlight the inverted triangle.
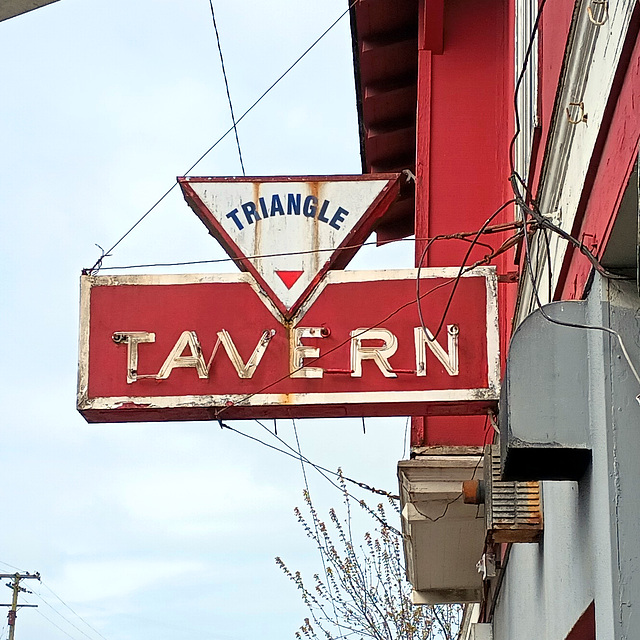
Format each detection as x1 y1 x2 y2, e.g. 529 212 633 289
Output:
276 270 304 289
178 174 402 319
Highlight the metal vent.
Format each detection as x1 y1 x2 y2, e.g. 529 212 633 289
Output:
485 445 543 543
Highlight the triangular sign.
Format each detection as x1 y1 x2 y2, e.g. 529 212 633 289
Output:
276 270 304 289
178 174 403 318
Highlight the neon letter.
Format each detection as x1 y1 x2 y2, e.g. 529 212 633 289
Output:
217 329 274 378
414 325 459 376
290 327 325 378
350 328 398 378
157 331 208 379
112 331 155 384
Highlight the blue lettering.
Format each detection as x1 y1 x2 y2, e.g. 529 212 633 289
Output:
287 193 301 215
241 201 261 225
318 200 331 223
259 197 269 219
303 195 318 218
329 206 349 230
270 194 285 216
226 208 243 230
228 197 350 231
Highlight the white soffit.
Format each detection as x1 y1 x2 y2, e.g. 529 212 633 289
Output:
398 454 485 604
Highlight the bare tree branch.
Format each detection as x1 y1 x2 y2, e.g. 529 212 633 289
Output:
276 472 463 640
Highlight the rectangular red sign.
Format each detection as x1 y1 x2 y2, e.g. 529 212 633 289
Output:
77 268 499 422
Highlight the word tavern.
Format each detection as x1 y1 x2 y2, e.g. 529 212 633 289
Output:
113 324 460 383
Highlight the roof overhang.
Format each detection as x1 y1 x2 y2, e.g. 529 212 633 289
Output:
349 0 419 241
0 0 60 22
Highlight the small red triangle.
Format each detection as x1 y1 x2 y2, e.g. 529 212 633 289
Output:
276 270 304 289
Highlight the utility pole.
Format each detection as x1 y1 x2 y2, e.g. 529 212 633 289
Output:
0 573 39 640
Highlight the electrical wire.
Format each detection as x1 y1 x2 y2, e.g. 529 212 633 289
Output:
23 597 88 640
36 581 109 640
31 606 82 640
209 219 529 420
26 587 107 640
513 180 640 398
509 0 549 177
214 275 465 420
89 0 359 274
505 0 640 397
416 199 517 342
412 423 488 524
208 0 245 176
238 418 398 500
84 226 519 274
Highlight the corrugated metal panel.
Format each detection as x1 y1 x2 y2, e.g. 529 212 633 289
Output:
485 445 543 543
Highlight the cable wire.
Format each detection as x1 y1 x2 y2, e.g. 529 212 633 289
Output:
208 0 245 176
84 227 520 273
258 419 398 499
216 420 401 534
514 180 640 399
509 0 549 177
416 199 517 342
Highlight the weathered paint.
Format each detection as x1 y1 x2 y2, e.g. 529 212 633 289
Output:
557 28 640 300
178 174 402 319
517 0 640 321
77 267 499 422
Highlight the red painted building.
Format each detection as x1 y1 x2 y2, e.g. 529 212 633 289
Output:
351 0 640 637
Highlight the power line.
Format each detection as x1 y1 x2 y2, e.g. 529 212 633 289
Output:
27 588 106 640
0 565 19 574
31 606 82 640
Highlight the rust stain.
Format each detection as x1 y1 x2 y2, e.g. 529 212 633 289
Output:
253 182 262 262
310 182 321 273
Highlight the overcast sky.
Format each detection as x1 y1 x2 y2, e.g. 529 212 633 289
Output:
0 2 413 640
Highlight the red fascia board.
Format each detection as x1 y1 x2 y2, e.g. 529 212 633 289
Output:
419 0 444 54
528 0 577 197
